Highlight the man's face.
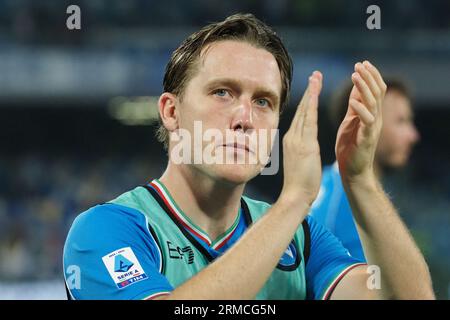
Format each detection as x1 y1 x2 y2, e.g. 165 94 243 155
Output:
171 40 282 185
376 90 420 168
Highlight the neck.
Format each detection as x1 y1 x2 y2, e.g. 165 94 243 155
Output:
158 161 245 242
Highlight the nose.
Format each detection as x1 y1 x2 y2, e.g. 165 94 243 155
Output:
230 98 254 133
410 125 420 144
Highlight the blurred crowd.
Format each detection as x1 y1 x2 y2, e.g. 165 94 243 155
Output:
0 153 163 281
1 0 450 43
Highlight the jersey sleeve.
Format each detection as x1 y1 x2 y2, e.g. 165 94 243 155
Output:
310 166 339 232
304 215 366 300
310 165 368 262
63 203 173 300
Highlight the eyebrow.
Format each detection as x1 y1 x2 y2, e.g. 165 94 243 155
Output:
204 78 280 107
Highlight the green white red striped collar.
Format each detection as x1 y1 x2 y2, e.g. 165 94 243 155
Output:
148 179 241 250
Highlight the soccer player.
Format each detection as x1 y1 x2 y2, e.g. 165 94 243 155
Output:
63 14 434 300
311 79 420 261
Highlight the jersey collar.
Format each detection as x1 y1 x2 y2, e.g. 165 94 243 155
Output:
146 179 249 251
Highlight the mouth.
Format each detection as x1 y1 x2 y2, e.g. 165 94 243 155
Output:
222 143 253 154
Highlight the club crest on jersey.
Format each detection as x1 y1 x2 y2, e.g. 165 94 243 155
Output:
102 247 148 289
277 241 300 270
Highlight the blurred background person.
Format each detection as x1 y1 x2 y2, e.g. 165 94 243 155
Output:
310 78 420 261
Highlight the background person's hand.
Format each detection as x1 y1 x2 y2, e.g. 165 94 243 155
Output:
335 61 387 182
281 71 323 206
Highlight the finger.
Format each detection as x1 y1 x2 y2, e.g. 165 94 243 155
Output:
351 72 377 115
363 61 387 116
308 71 323 96
291 71 320 133
349 98 375 125
296 71 321 133
302 71 323 139
289 80 310 133
355 62 380 100
362 60 387 94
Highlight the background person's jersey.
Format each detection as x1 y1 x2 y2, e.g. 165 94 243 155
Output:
310 163 367 262
63 178 364 300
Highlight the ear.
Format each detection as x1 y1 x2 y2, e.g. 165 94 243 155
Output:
158 92 179 132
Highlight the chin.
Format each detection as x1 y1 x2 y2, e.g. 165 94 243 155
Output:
386 155 409 169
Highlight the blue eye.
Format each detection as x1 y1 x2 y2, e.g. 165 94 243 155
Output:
256 98 269 107
214 89 229 97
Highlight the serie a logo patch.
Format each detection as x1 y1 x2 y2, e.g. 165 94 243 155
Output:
102 247 148 289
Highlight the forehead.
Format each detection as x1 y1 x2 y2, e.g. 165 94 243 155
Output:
193 40 282 94
383 90 413 116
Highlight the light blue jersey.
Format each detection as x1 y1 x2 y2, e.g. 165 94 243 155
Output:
63 178 365 300
310 162 367 262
